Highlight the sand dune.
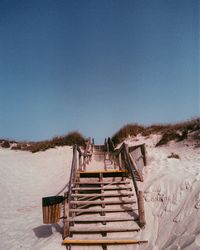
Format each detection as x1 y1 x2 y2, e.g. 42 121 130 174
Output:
0 134 200 249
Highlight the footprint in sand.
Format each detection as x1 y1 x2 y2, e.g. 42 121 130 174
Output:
17 205 38 213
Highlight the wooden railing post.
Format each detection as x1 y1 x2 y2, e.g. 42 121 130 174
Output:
63 192 69 238
104 138 107 151
92 138 94 152
119 152 122 170
141 144 147 166
138 191 146 228
108 137 115 152
79 153 82 171
83 156 86 171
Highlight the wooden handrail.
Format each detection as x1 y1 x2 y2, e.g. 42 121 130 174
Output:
63 145 77 238
108 140 146 228
123 143 146 228
67 145 77 201
64 139 94 238
123 144 139 196
68 139 94 198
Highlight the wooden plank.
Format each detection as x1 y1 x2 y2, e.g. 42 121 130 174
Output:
52 204 56 223
68 217 138 222
71 193 133 198
70 227 140 233
72 186 132 191
56 204 60 223
75 180 130 185
48 204 52 224
42 206 48 224
69 208 137 213
79 170 128 174
63 238 148 245
129 154 144 182
70 199 136 205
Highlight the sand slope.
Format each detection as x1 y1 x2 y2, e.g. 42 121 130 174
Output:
125 135 200 250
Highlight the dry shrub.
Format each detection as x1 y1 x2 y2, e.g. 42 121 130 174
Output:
1 131 86 153
27 141 54 153
11 145 22 150
1 140 10 148
168 153 180 159
52 131 85 147
156 130 181 146
141 124 169 136
112 124 145 145
112 118 200 146
156 119 200 146
27 131 86 153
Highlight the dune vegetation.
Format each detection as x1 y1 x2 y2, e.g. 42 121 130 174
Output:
111 118 200 146
0 131 86 153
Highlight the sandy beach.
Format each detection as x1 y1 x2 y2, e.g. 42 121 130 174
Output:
1 133 200 250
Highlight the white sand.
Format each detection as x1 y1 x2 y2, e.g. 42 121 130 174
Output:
0 146 72 250
1 135 200 250
125 134 200 250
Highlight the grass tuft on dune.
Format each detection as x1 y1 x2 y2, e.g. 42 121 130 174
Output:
112 118 200 146
0 131 86 153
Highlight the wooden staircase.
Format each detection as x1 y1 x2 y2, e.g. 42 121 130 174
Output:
42 138 148 249
63 170 147 248
62 140 148 249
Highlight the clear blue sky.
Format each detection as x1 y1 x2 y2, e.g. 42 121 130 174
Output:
0 0 199 143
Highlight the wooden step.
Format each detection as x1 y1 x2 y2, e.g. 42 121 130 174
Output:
70 199 136 205
63 238 148 245
79 170 128 174
79 172 128 178
75 180 130 185
71 193 133 198
68 216 138 222
69 208 137 213
70 226 140 233
72 186 132 191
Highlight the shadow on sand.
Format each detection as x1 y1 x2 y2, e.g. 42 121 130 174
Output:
33 224 62 238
